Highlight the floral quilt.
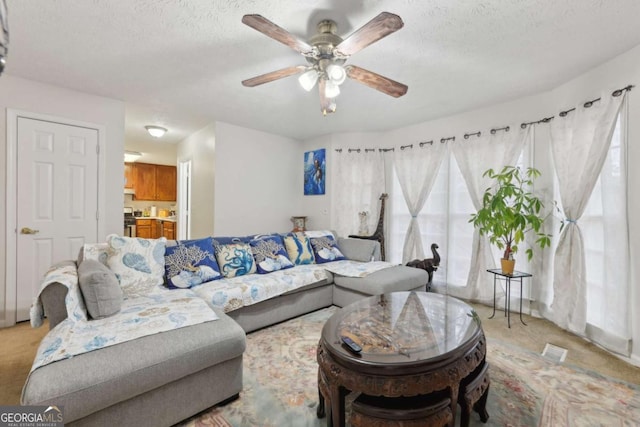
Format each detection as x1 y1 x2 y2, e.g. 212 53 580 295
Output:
191 263 328 312
28 255 395 372
30 288 218 372
191 260 395 313
30 261 88 328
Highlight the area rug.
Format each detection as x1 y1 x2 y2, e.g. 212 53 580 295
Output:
179 307 640 426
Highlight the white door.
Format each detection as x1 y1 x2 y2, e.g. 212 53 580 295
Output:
15 117 99 321
178 160 191 240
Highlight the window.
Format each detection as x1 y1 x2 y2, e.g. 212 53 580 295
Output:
389 158 450 286
389 151 476 289
581 116 628 335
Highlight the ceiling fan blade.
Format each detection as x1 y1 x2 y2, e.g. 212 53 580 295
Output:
335 12 404 57
345 65 408 98
242 65 306 87
318 79 335 115
242 14 314 56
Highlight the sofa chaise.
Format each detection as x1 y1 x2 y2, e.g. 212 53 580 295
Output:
22 233 428 426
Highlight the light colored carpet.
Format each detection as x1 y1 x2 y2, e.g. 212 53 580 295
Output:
0 319 48 405
179 306 640 426
2 299 639 424
470 302 640 384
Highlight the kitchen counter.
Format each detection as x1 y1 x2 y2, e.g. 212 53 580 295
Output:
134 216 177 223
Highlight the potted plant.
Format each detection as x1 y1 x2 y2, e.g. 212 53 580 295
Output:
469 166 553 274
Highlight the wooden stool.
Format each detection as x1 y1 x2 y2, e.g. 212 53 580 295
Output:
350 392 453 427
458 361 490 427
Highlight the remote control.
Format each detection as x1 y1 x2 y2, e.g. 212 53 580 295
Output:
341 336 362 354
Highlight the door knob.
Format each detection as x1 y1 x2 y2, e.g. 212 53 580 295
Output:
20 227 40 235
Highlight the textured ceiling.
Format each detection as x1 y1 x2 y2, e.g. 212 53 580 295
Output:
6 0 640 141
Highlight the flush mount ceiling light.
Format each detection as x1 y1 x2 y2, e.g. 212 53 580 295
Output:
124 150 142 162
241 13 408 116
145 125 168 138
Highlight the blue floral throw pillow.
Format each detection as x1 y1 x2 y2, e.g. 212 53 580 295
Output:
250 235 294 274
283 232 315 265
309 235 346 264
164 237 221 289
215 243 257 278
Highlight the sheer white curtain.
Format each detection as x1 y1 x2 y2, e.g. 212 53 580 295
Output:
331 149 385 239
448 127 528 301
581 114 631 355
549 91 626 336
393 143 447 263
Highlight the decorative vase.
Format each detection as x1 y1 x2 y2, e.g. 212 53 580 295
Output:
358 211 369 236
501 258 515 275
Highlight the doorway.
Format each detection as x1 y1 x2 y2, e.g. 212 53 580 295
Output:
5 110 100 325
178 159 192 240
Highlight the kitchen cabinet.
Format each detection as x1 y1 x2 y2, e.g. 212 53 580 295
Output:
156 165 177 201
130 163 177 201
124 163 135 189
135 219 153 239
162 221 175 240
132 163 157 200
136 218 175 239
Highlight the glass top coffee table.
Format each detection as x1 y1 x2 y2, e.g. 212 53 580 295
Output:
316 291 487 427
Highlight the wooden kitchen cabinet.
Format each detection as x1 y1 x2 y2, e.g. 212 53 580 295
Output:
156 165 177 201
132 163 158 200
130 163 177 201
135 219 153 238
124 163 135 189
162 221 175 240
136 218 162 238
152 219 159 238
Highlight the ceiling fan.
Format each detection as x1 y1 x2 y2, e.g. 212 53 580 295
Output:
241 12 408 115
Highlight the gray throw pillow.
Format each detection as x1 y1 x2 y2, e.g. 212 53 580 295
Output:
78 259 123 319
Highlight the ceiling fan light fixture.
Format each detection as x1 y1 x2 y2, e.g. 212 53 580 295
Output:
326 64 346 85
324 81 340 98
298 69 318 91
145 125 168 138
241 13 408 115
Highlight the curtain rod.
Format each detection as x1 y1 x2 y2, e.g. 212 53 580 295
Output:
333 84 633 152
521 84 633 129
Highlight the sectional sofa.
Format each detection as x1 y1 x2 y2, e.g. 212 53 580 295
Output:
21 233 428 427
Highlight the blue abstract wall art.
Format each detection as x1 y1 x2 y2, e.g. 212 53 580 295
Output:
304 148 326 195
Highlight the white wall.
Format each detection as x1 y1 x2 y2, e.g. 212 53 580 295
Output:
0 75 125 326
300 44 640 361
214 121 300 236
177 123 216 238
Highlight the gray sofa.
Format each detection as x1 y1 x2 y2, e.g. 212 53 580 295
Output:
22 238 428 426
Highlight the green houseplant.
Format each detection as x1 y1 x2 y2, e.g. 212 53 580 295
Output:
470 166 553 274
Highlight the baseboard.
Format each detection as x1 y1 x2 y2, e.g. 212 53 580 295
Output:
627 353 640 368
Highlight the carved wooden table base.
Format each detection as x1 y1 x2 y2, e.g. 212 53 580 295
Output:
317 333 487 427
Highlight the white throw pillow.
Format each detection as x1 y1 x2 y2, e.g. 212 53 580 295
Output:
106 234 166 298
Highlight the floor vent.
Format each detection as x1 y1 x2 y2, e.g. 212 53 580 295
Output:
541 343 568 363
